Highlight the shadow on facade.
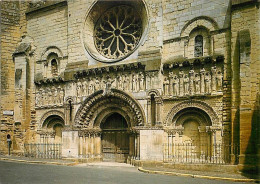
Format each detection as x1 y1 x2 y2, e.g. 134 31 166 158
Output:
242 93 260 178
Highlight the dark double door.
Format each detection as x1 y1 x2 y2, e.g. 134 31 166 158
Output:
101 113 129 163
102 130 129 162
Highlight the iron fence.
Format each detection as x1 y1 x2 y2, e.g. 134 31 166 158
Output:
163 143 239 164
24 143 62 159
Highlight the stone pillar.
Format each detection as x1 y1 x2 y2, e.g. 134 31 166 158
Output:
79 133 83 158
85 133 90 158
82 135 86 158
95 132 102 159
91 133 94 158
155 97 162 125
129 134 135 159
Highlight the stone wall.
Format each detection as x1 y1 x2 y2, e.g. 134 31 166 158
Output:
0 0 259 170
231 1 260 169
0 1 28 154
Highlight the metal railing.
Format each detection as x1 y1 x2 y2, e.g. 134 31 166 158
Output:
163 143 238 164
24 143 62 159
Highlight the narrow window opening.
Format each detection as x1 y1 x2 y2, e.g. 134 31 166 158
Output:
51 59 58 76
69 101 72 121
194 35 203 57
151 94 156 126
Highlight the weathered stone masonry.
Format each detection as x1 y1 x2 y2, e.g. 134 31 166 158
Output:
0 0 259 172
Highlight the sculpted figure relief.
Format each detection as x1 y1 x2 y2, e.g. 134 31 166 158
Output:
139 72 145 91
168 72 174 95
211 66 217 93
179 71 184 96
36 91 40 106
88 79 94 95
95 77 100 91
183 74 189 95
173 75 179 96
216 70 223 91
76 81 82 100
82 80 88 96
205 72 211 94
163 76 169 95
132 74 136 92
135 73 139 92
189 69 194 95
200 68 205 94
48 88 53 105
194 73 200 94
123 74 130 91
58 88 64 104
53 87 58 104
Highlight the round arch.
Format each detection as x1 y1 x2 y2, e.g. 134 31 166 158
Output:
74 89 146 128
40 46 63 62
164 100 219 126
94 106 131 129
181 16 219 38
39 110 65 128
173 107 212 127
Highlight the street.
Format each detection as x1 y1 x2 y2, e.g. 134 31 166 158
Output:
0 160 248 184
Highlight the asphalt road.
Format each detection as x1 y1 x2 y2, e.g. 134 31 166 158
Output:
0 160 248 184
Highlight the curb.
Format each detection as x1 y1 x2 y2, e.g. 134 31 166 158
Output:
0 157 77 166
138 167 260 182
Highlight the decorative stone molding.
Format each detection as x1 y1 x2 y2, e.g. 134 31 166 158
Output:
39 110 65 128
79 128 102 137
74 89 145 128
39 46 64 63
147 89 161 97
164 100 219 126
181 16 219 38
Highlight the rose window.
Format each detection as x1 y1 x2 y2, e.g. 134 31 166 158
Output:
94 5 142 59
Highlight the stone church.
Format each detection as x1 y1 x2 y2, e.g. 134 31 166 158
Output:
0 0 259 172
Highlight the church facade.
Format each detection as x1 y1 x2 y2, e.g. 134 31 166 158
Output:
0 0 259 171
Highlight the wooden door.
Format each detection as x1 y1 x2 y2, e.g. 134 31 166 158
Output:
102 131 129 162
101 113 129 162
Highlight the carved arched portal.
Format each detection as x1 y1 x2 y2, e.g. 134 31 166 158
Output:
164 101 222 163
74 89 145 162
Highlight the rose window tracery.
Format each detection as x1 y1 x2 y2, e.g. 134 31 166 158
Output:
94 5 142 59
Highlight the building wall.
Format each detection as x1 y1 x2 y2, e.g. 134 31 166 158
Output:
0 1 28 154
230 1 260 169
0 0 259 170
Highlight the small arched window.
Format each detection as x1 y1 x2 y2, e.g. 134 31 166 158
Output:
151 94 156 126
194 35 203 57
51 59 58 76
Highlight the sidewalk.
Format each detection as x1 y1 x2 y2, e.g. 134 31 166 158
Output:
1 155 258 182
138 166 259 183
0 155 77 166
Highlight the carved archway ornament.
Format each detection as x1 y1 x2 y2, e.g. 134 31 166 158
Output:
181 16 219 38
164 100 219 127
39 110 65 128
40 46 63 62
74 89 145 128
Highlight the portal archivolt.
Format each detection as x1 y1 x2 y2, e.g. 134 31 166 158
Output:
74 89 145 129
